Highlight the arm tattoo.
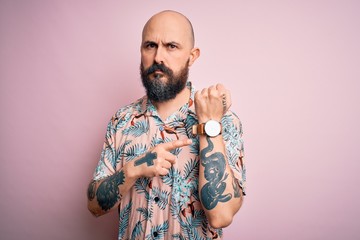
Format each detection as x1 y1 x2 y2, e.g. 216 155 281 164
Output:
200 137 232 210
232 177 241 198
134 152 157 166
96 170 125 211
87 180 96 201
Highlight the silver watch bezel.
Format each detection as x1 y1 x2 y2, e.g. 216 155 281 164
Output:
204 120 221 137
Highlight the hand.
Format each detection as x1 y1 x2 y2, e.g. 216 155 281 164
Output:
194 84 232 123
133 139 192 178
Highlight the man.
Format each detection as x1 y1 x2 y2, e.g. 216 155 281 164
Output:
87 10 246 239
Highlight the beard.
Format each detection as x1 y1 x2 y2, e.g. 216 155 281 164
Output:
140 60 189 103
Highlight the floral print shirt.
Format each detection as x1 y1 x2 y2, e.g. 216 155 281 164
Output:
93 82 246 240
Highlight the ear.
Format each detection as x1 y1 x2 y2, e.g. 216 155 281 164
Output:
188 47 200 67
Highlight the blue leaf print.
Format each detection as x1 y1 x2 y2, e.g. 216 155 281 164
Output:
145 220 169 240
136 206 153 221
189 137 199 155
180 223 207 240
170 195 181 220
115 112 132 131
124 143 148 161
227 151 239 170
134 177 150 200
118 201 132 238
184 113 198 138
115 140 131 163
201 219 208 238
161 166 181 187
122 120 149 137
104 141 115 167
185 209 205 228
130 220 143 239
105 120 116 140
150 135 164 148
171 233 186 240
151 187 170 210
183 158 199 180
170 147 182 156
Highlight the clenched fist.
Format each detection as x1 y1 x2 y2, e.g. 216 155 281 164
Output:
194 84 232 123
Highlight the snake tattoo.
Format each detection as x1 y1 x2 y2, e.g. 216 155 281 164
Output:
200 137 232 210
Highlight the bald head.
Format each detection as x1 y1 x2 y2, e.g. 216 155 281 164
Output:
142 10 195 48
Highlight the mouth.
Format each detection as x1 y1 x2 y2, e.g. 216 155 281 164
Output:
154 70 164 74
152 70 165 79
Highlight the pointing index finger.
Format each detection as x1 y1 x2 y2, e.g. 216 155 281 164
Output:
162 139 192 151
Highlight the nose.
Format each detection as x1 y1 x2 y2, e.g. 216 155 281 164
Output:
154 46 164 65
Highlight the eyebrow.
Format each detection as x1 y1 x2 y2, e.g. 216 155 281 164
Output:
166 41 180 47
143 41 157 46
142 40 182 47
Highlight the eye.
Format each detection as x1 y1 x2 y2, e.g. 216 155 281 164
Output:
168 43 177 49
145 42 157 49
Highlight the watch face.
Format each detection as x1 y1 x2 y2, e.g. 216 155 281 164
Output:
204 120 221 137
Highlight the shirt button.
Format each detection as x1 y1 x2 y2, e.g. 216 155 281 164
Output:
154 197 160 202
159 126 164 131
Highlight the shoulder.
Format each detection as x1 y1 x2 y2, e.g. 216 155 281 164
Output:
222 110 244 139
222 110 243 129
108 96 146 129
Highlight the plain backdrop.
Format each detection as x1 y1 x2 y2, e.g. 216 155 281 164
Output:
1 0 360 239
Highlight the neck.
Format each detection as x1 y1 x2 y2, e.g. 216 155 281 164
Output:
152 86 190 121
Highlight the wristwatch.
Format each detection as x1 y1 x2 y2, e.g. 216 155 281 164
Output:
192 120 222 137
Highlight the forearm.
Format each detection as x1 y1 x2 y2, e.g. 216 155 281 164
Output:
87 161 138 217
199 135 243 228
87 140 188 217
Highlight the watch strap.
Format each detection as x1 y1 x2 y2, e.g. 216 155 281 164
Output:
192 123 205 135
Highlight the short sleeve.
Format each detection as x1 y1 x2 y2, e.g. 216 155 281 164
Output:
92 116 118 181
222 111 246 195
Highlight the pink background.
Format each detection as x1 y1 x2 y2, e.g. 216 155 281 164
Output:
1 0 359 239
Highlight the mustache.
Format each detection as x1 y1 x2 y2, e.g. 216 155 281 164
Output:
143 63 172 76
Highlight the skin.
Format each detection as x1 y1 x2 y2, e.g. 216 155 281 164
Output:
87 10 243 228
140 10 200 120
195 84 243 228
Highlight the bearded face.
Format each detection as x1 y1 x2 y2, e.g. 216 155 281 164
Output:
140 60 189 103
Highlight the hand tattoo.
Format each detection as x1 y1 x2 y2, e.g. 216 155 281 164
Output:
221 94 227 114
134 152 157 166
96 170 125 211
200 137 232 210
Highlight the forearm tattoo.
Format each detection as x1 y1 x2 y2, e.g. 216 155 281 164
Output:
200 137 232 210
87 180 96 201
96 170 125 211
134 152 157 166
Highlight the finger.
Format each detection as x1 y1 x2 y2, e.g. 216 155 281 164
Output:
201 88 207 95
216 83 226 92
208 85 216 92
158 168 169 176
161 160 172 169
194 91 202 103
163 151 176 164
216 84 228 100
209 85 218 97
162 139 192 151
195 90 200 99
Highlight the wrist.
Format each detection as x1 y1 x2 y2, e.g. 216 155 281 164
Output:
193 119 222 137
124 162 140 181
197 117 221 124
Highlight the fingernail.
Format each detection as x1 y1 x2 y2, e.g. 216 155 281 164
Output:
187 139 192 144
